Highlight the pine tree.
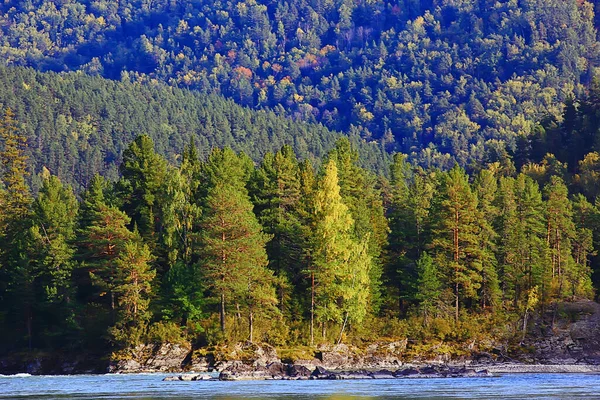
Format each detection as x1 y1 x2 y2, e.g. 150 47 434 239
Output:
415 252 443 324
432 166 481 321
0 108 34 349
159 145 203 324
545 176 577 299
79 203 134 323
498 174 550 307
200 148 276 340
250 145 304 319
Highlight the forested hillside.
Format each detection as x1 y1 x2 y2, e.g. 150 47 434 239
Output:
0 0 598 167
0 66 387 191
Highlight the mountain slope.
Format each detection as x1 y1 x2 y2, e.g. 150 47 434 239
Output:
0 66 388 190
0 0 597 167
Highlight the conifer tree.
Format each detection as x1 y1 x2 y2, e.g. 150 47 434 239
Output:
0 108 34 348
79 203 134 323
110 230 156 346
160 143 203 325
200 148 276 339
474 169 501 309
29 172 79 345
312 160 371 342
250 145 303 318
499 174 550 307
432 166 481 321
415 252 443 324
117 135 168 244
545 176 577 298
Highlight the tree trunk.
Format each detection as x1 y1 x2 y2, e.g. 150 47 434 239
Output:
249 311 254 343
455 280 459 323
220 291 226 334
337 312 349 345
310 271 314 346
454 210 460 323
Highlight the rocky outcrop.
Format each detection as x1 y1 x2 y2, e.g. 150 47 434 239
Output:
524 301 600 365
109 343 191 373
293 341 407 371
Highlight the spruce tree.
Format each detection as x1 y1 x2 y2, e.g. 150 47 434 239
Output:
30 172 79 346
110 230 156 347
474 169 501 310
117 135 168 244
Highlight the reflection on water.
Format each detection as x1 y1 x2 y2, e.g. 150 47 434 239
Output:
0 373 599 399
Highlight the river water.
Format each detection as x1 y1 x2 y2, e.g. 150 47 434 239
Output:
1 373 599 399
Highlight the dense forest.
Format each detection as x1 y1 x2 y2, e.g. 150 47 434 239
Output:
4 0 600 361
3 89 600 355
1 0 599 168
0 65 388 192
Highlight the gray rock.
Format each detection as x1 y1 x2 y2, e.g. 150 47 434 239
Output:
192 374 213 381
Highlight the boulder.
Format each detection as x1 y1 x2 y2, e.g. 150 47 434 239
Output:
287 364 312 378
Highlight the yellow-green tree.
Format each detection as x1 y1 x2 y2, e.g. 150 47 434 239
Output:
312 160 371 343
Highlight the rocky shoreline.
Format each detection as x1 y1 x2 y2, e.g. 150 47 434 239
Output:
4 300 600 376
163 363 493 381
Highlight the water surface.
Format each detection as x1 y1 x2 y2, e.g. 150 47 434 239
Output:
1 373 599 399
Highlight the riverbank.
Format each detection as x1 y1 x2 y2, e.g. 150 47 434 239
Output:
4 300 600 376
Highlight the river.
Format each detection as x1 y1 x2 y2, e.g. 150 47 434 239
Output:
1 373 599 399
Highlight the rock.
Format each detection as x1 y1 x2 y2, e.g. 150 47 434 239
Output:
335 370 372 380
370 369 395 379
163 376 181 381
218 361 288 381
418 365 440 376
145 343 191 372
192 374 213 381
265 362 287 376
395 367 420 377
311 366 329 377
112 358 143 373
287 364 312 378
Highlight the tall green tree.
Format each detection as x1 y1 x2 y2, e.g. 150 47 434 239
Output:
415 252 443 324
159 142 203 325
79 202 134 324
250 145 304 319
474 169 501 310
312 160 371 342
29 172 79 347
0 108 34 349
110 230 156 347
327 138 387 313
199 148 277 340
431 166 481 321
544 176 577 299
117 135 168 245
